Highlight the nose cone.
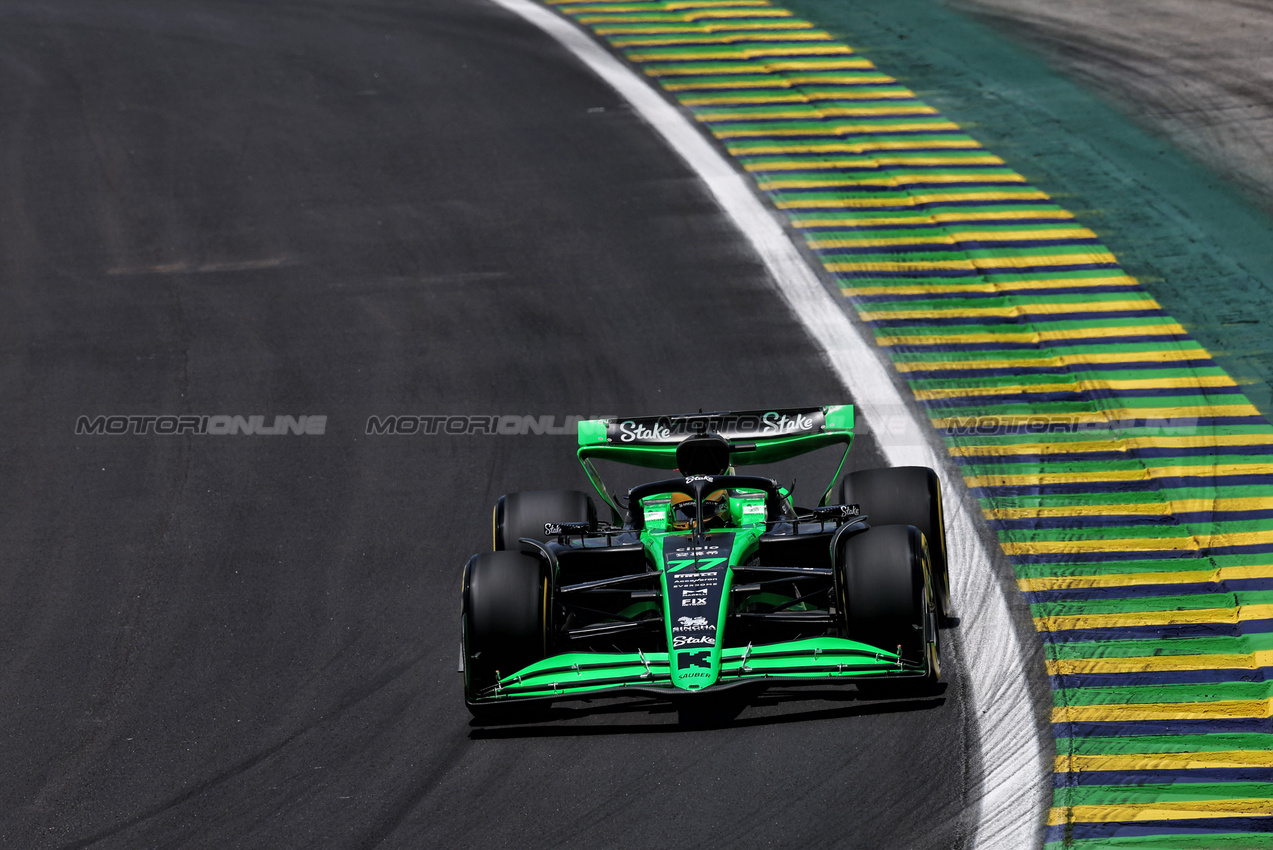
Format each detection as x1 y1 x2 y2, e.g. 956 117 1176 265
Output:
661 532 736 689
670 644 720 690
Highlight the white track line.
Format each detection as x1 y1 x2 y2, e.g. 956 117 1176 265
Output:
489 0 1049 845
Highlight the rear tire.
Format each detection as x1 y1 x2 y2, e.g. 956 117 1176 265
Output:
840 466 951 624
494 489 597 552
836 524 940 695
462 551 550 719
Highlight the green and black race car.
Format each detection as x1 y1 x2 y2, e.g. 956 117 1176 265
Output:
460 405 951 719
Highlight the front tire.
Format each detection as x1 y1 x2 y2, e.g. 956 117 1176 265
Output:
836 524 940 695
462 551 550 718
840 466 951 624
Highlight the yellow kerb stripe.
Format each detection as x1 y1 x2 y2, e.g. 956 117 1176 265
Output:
574 8 791 18
886 323 1190 347
848 279 1140 295
686 91 917 105
1022 562 1273 592
765 172 1022 190
668 75 898 91
818 228 1096 248
628 45 858 60
554 1 779 8
1057 750 1273 772
613 33 835 47
646 60 874 74
578 12 795 22
795 210 1072 226
1050 799 1273 825
736 139 980 154
750 155 1006 170
1012 529 1273 555
717 121 962 138
1051 698 1273 723
723 105 942 122
595 22 815 33
781 191 1050 209
711 106 941 124
1035 603 1273 632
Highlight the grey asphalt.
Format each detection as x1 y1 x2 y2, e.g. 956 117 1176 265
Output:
0 1 974 847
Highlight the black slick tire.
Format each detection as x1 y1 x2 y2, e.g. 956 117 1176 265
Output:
461 550 550 720
836 523 941 696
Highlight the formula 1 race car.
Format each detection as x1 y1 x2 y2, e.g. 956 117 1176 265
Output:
460 405 950 719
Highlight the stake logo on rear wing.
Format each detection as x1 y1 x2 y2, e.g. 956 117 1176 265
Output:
608 408 825 446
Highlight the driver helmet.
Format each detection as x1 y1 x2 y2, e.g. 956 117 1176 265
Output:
670 489 729 531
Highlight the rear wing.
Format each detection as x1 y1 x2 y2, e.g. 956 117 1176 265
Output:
575 405 854 515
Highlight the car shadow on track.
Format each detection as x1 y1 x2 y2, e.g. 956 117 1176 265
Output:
467 685 947 739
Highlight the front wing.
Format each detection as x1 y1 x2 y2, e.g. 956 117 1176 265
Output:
467 637 931 704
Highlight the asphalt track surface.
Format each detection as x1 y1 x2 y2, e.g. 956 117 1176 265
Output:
0 1 976 848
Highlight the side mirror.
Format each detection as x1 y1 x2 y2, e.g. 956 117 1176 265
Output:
676 433 731 476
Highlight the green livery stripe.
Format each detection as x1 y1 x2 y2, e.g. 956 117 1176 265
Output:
543 0 1273 842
